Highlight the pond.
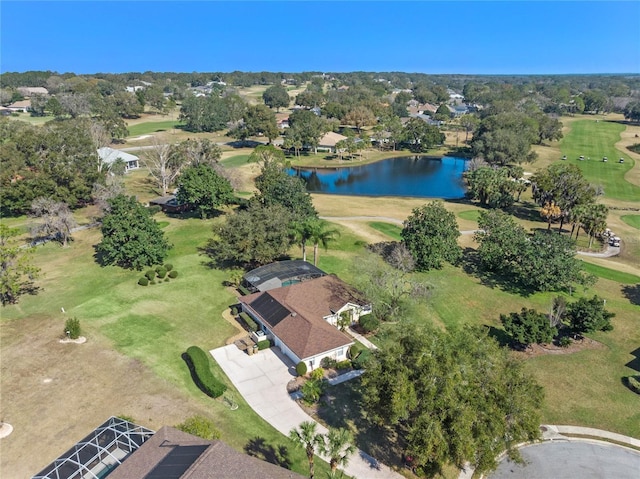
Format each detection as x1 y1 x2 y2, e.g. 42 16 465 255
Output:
289 156 469 198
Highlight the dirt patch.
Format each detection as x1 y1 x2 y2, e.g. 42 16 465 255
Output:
513 337 605 359
0 316 207 477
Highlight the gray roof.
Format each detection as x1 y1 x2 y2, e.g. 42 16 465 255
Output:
97 147 139 165
243 260 326 293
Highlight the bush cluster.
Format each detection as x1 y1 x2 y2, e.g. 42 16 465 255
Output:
239 312 258 332
176 415 220 440
310 368 325 381
626 376 640 395
139 264 179 286
320 357 337 369
185 346 227 398
359 315 380 333
335 360 352 370
257 339 272 350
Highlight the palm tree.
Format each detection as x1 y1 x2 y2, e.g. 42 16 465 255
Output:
290 219 313 262
307 220 340 266
289 421 324 479
321 428 356 477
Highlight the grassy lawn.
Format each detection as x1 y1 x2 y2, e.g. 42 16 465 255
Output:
368 221 402 241
558 119 640 201
0 217 331 478
127 120 183 137
457 209 481 223
221 154 251 168
621 214 640 230
581 261 640 284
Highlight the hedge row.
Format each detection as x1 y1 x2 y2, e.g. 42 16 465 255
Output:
185 346 226 398
257 340 272 350
239 312 258 332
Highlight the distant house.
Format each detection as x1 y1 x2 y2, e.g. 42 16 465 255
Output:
316 131 348 153
6 100 31 112
17 86 48 97
97 147 140 172
148 195 190 213
239 273 372 370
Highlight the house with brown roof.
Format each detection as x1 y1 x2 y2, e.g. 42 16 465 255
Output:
108 426 305 479
239 274 371 370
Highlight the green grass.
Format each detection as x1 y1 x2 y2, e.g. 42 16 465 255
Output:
457 210 481 222
127 120 183 137
221 154 250 168
559 120 640 201
581 261 640 284
621 215 640 230
368 222 402 240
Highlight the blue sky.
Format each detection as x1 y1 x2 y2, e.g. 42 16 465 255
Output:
1 1 639 74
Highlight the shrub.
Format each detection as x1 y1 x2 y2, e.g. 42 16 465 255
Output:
500 308 557 348
150 280 156 285
310 367 325 381
239 312 258 332
352 349 372 369
626 376 640 395
156 267 167 279
164 278 170 282
164 263 173 271
176 415 221 440
349 343 363 359
257 339 271 350
168 270 178 278
320 357 337 369
138 277 149 286
145 270 156 280
64 317 81 340
359 315 380 333
301 379 324 405
185 346 227 398
230 305 238 315
296 361 308 377
557 336 572 348
566 295 615 334
238 284 251 296
335 360 352 370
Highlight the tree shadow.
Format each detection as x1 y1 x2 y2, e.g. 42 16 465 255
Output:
485 325 511 348
313 379 405 469
621 284 640 306
460 247 534 297
626 347 640 373
244 436 292 470
505 201 542 223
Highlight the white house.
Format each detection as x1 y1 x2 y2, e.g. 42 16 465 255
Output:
97 147 140 172
239 274 372 370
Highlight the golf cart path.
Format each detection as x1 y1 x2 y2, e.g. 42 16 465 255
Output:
319 216 621 258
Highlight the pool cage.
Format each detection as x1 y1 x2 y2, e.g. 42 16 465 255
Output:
32 416 155 479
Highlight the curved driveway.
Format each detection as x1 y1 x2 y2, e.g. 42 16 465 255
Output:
210 344 402 479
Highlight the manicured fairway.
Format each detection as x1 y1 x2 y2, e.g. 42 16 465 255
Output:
559 120 640 201
368 221 402 240
621 214 640 230
581 261 640 284
127 120 182 137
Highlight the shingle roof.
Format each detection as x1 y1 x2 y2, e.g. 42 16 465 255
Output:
97 147 139 165
108 426 305 479
318 131 348 148
241 275 365 359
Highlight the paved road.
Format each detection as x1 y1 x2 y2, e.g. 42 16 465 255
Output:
210 344 402 479
488 441 640 479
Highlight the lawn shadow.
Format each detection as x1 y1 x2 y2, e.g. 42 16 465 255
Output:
460 247 534 297
506 201 542 223
485 325 512 348
244 436 293 470
181 352 215 398
621 284 640 306
314 379 405 469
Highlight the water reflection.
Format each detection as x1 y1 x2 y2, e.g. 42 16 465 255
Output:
289 156 468 198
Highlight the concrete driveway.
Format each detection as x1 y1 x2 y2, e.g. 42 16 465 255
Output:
210 344 402 479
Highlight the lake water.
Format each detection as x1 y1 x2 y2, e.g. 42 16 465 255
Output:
289 156 469 198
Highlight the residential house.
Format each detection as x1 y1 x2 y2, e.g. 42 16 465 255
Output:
316 131 348 153
6 99 31 113
33 417 304 479
239 274 372 370
97 147 140 172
